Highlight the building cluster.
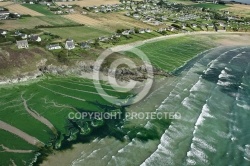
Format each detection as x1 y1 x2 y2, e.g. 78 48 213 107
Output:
0 7 20 20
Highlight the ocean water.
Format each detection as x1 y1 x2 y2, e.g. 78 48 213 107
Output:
71 46 250 166
223 0 250 4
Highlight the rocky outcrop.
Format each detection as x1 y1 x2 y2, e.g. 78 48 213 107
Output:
0 60 171 85
38 61 171 82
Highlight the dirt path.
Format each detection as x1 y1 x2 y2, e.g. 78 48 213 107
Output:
0 144 33 153
0 120 44 147
21 94 58 136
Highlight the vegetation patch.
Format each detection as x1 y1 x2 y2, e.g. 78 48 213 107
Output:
41 26 112 42
191 3 229 10
22 4 54 15
125 36 215 72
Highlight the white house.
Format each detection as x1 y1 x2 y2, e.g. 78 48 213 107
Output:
139 29 145 34
16 40 29 49
47 43 61 50
0 29 7 35
65 39 75 50
122 30 130 36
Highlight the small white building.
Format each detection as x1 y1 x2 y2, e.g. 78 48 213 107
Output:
0 29 7 35
16 40 29 49
47 43 62 50
65 39 75 50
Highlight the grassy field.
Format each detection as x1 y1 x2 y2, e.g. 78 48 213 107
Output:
63 12 156 32
0 15 79 30
225 4 250 17
22 4 54 15
191 3 230 10
0 76 130 165
165 0 195 5
125 35 215 72
41 26 112 42
55 0 120 7
36 15 78 26
100 31 162 48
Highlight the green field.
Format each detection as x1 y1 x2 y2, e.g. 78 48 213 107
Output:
22 4 54 15
36 16 78 26
125 36 215 72
191 3 229 10
41 26 112 42
100 31 162 48
0 76 130 165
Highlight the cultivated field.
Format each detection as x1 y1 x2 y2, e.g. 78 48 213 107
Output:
6 4 44 16
41 26 112 41
36 15 78 26
22 4 54 15
63 14 101 26
0 1 14 6
0 15 78 30
56 0 120 7
64 12 156 32
225 4 250 17
0 17 50 30
191 3 230 10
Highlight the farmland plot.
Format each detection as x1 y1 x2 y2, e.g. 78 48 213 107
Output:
56 0 120 7
63 14 101 26
6 4 44 16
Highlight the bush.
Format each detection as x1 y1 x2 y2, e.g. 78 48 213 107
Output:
35 24 85 29
21 14 32 17
171 24 181 29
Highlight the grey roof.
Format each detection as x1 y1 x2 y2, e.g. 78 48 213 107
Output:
49 43 60 47
80 42 90 48
66 41 74 47
0 29 6 33
30 35 39 41
66 38 73 42
0 10 9 15
0 15 7 19
16 40 28 47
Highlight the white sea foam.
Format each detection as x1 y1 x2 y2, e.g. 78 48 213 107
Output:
86 149 100 158
225 67 232 72
219 70 234 79
217 80 231 86
237 103 250 110
193 137 216 152
190 80 204 92
187 144 208 164
193 104 213 134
